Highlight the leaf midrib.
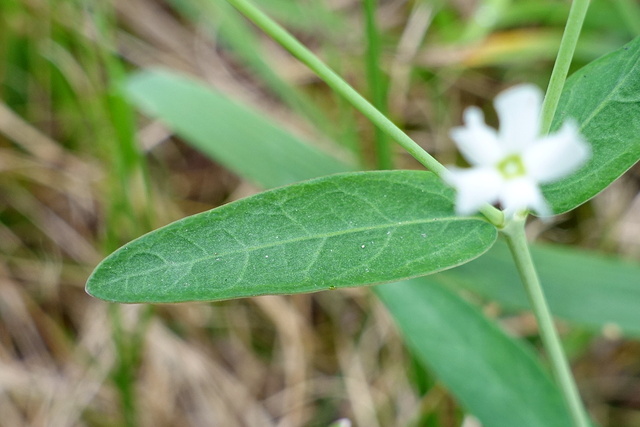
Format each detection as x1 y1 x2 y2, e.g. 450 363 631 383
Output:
109 215 483 283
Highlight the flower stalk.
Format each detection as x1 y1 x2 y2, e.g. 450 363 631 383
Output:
501 217 590 427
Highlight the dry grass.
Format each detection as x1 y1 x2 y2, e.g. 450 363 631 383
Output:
1 0 639 426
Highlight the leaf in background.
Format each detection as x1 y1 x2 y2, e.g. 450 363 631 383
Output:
545 36 640 213
86 171 497 303
437 240 640 336
165 0 344 143
125 69 353 189
375 280 573 427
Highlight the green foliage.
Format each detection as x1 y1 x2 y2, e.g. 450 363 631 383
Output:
126 69 353 189
5 0 640 424
545 36 640 213
438 241 640 336
90 32 640 425
375 280 574 427
86 171 497 302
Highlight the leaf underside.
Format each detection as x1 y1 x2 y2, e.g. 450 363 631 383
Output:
86 171 497 303
545 36 640 213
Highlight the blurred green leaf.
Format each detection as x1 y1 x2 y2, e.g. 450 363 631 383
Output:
375 279 574 427
125 69 353 189
165 0 348 146
86 171 497 303
545 36 640 213
438 240 640 336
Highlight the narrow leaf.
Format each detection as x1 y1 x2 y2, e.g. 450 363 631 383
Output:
125 69 353 189
86 171 497 303
375 280 573 427
545 36 640 213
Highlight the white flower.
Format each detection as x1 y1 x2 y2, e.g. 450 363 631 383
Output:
445 84 590 218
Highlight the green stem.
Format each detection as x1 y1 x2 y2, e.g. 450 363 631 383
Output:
540 0 590 135
226 0 440 174
364 0 393 170
225 0 505 227
502 217 590 427
533 6 591 422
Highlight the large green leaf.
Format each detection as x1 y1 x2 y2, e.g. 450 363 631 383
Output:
125 69 353 189
86 171 497 303
438 240 640 336
545 36 640 213
375 280 574 427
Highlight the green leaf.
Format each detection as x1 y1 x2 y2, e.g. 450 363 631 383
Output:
86 171 497 303
545 36 640 213
375 280 574 427
439 240 640 336
125 69 353 189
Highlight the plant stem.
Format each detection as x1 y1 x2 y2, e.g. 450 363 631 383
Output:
533 4 591 421
225 0 505 228
502 217 590 427
540 0 590 135
364 0 393 170
226 0 440 174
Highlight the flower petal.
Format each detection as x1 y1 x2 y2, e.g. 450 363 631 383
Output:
494 84 543 152
500 178 551 218
522 120 591 183
444 166 503 215
450 106 503 166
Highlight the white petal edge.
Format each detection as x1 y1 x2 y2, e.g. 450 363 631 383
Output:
494 84 543 153
523 120 591 183
444 166 503 215
500 178 551 218
449 106 503 167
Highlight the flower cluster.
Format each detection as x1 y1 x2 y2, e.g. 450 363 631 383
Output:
445 84 590 218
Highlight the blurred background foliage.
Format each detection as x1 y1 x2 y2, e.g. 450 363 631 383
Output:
0 0 639 426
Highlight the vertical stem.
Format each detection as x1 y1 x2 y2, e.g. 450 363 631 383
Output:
502 218 590 427
530 4 591 421
364 0 393 169
540 0 590 135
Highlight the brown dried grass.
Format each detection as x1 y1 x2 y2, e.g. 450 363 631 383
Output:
0 0 638 426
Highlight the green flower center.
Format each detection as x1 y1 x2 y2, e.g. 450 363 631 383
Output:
497 154 526 179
